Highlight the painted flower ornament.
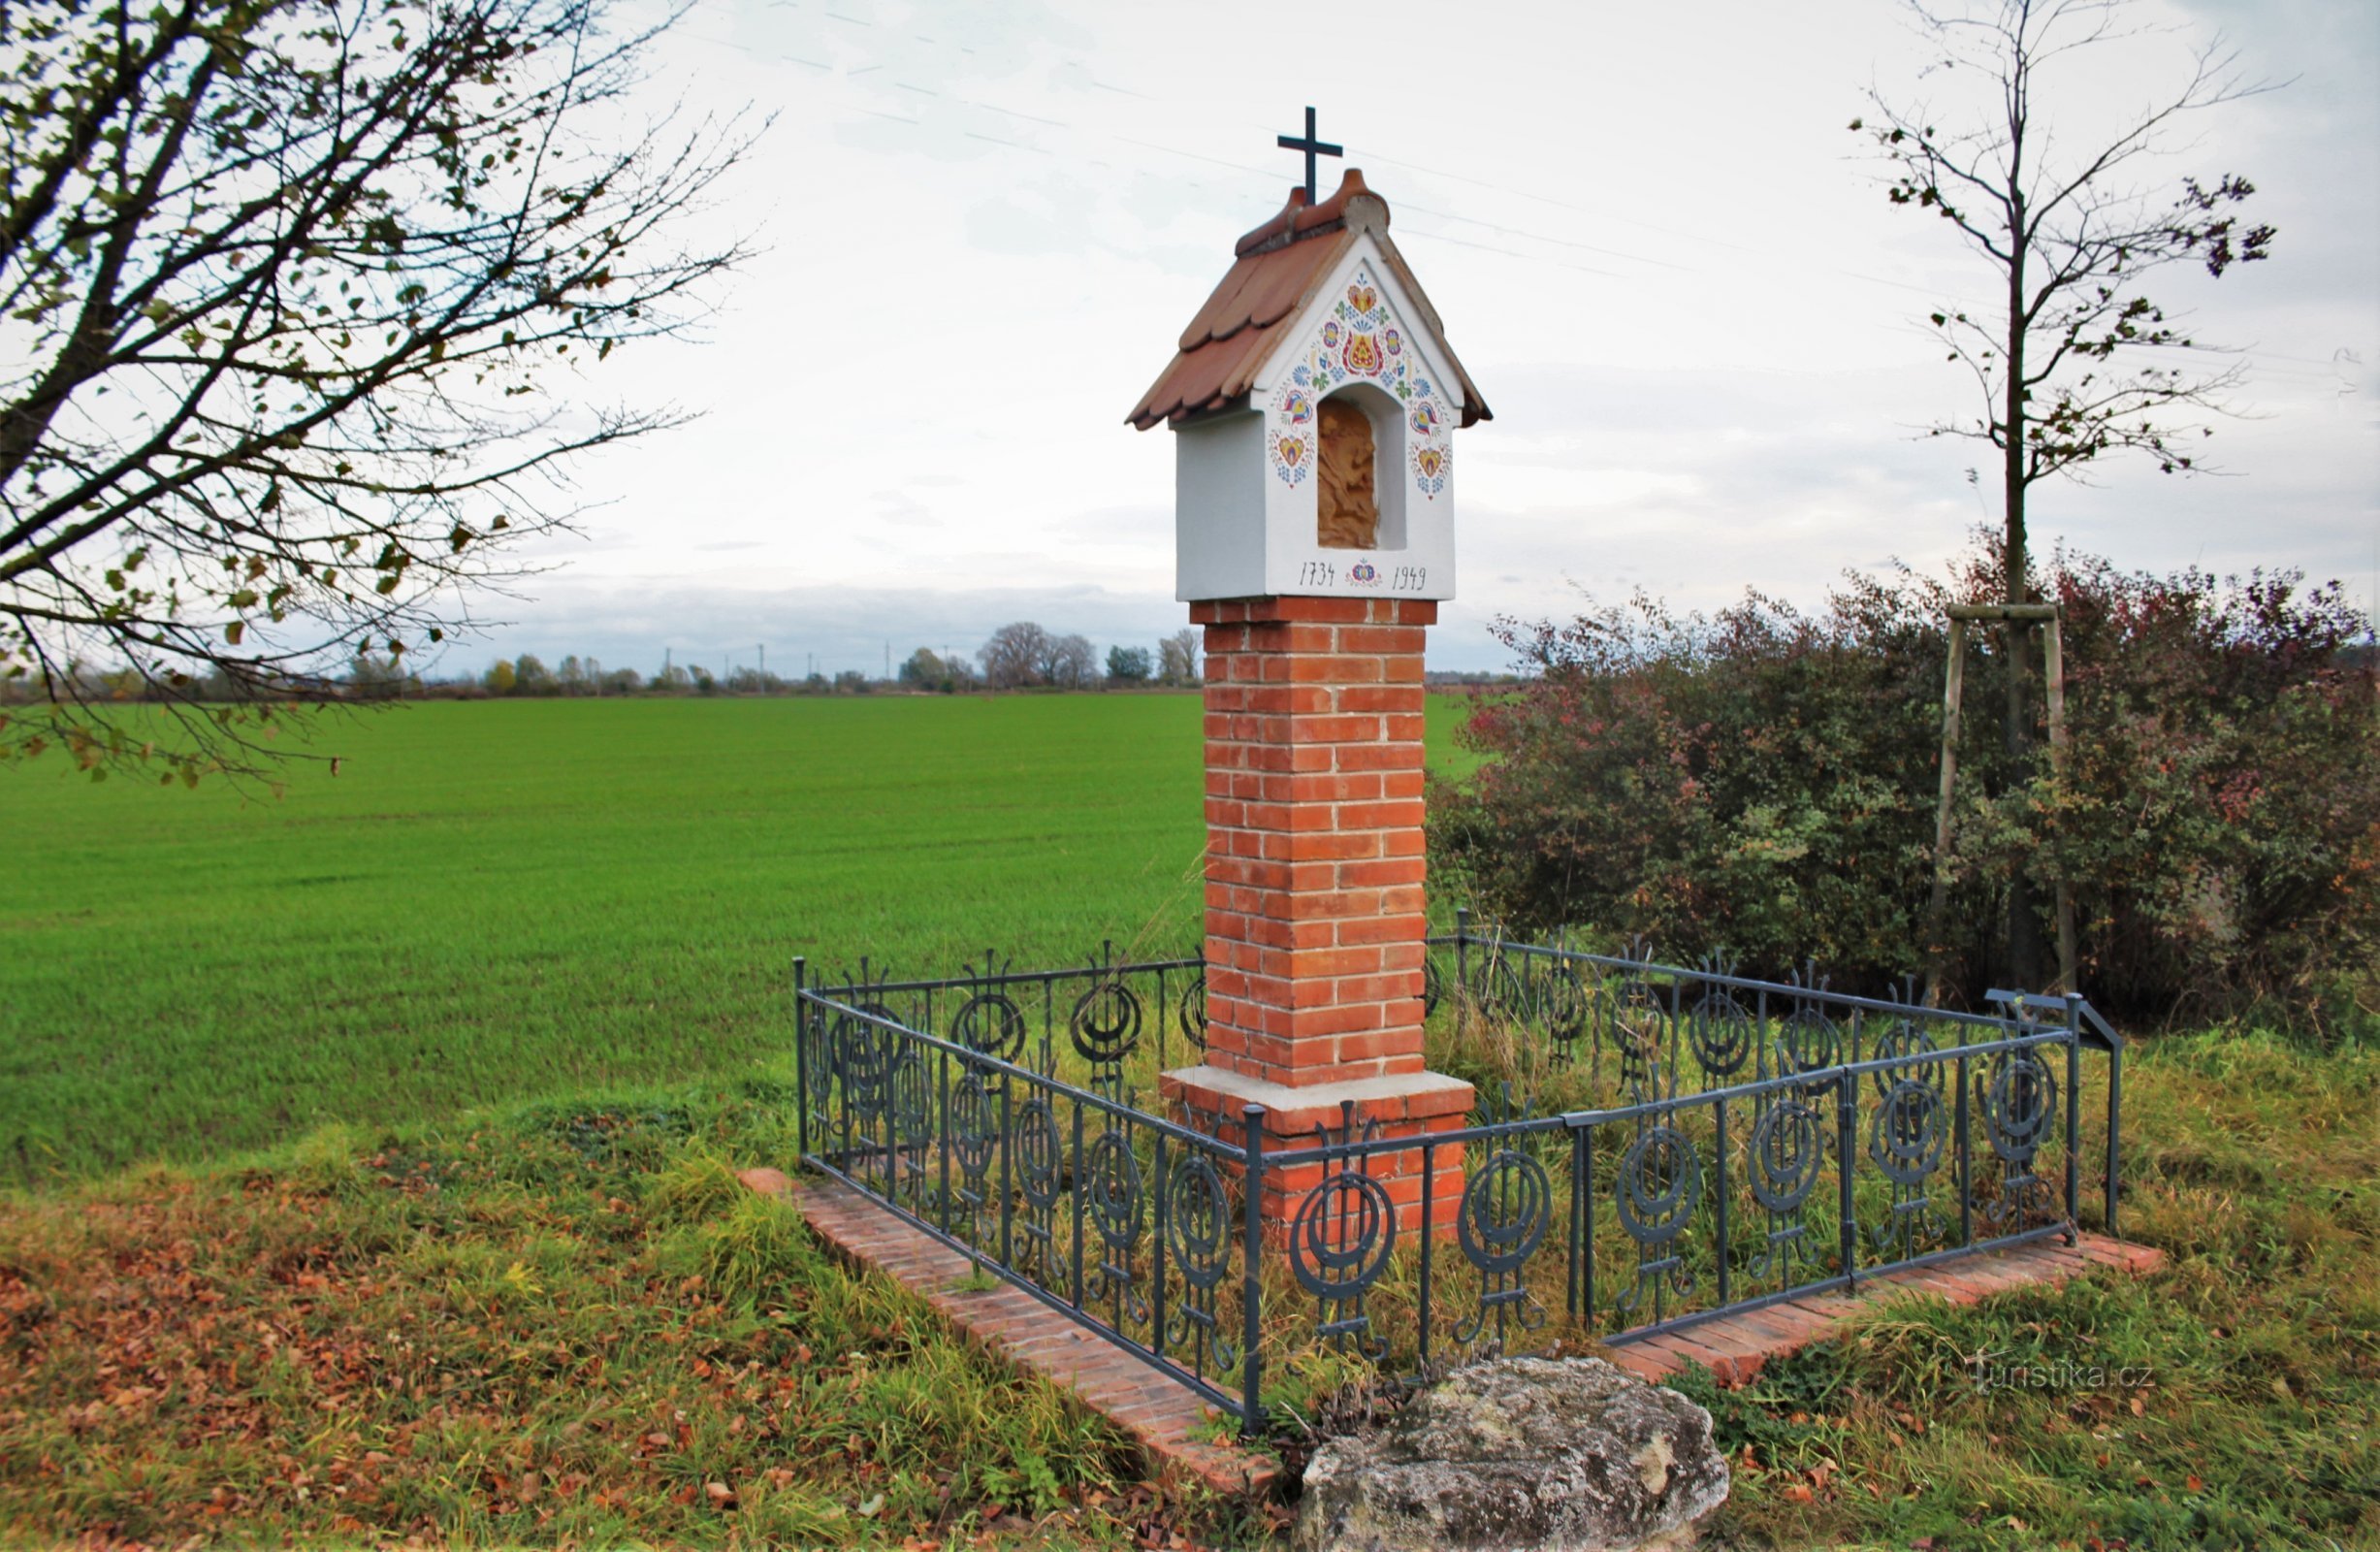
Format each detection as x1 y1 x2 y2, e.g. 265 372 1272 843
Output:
1342 331 1382 376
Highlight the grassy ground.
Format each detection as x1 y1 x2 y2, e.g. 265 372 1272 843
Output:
0 1025 2368 1549
1678 1027 2380 1551
0 693 1487 1185
6 693 2372 1549
0 1078 1269 1547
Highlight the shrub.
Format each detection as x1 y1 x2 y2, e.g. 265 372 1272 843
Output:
1431 539 2380 1030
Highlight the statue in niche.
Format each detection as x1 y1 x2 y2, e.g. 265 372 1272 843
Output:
1317 397 1378 549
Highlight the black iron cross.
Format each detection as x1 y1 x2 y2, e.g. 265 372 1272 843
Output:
1276 106 1342 204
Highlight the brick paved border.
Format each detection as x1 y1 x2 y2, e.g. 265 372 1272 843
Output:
1602 1234 2165 1388
745 1169 1278 1499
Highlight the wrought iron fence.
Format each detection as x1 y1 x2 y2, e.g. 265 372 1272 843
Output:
793 923 2124 1437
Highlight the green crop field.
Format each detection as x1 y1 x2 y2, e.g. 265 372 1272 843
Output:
0 692 1491 1185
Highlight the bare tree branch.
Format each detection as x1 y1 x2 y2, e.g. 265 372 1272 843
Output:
0 0 761 786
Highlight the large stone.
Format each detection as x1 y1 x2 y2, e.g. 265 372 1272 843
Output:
1294 1356 1729 1552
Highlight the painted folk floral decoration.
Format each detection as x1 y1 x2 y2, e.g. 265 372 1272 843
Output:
1268 265 1452 499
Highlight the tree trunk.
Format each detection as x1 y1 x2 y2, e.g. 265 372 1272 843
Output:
2002 132 2044 991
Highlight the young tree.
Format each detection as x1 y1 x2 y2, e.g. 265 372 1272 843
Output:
0 0 757 785
1858 0 2273 982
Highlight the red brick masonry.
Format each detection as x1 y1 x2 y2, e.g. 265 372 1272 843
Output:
1161 595 1472 1234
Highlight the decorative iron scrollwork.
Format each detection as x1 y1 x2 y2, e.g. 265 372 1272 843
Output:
1611 980 1668 1101
1748 1098 1825 1214
1616 1124 1701 1245
1776 1005 1840 1086
835 1005 900 1122
1176 971 1207 1052
949 1070 997 1177
1615 1121 1700 1317
1745 1094 1825 1281
1976 1046 2061 1229
951 991 1028 1066
1289 1107 1395 1357
1689 982 1754 1082
1535 963 1592 1063
1869 1076 1948 1256
1162 1149 1238 1372
1083 1126 1148 1327
1012 1094 1063 1279
1454 1091 1550 1348
1870 1079 1946 1186
889 1047 933 1209
1869 1017 1944 1098
1070 981 1142 1065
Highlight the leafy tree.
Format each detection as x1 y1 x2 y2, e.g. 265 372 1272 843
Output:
482 659 516 695
599 665 640 695
1157 628 1201 687
1106 644 1151 685
1857 0 2274 981
898 647 973 693
980 622 1048 690
0 0 756 785
512 653 554 695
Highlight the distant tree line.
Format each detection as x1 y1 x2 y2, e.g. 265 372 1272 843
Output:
4 622 1215 706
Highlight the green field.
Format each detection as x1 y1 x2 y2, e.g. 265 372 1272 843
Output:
0 693 1488 1184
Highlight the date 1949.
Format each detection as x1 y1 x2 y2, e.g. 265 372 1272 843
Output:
1295 560 1430 590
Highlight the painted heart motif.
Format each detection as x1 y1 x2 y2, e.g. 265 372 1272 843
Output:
1347 282 1378 313
1277 436 1306 467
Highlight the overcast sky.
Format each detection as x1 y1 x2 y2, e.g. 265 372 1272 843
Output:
462 0 2379 679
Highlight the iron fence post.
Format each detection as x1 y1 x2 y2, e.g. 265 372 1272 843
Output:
1456 906 1470 1037
1583 1123 1596 1332
2106 1039 2124 1240
1566 1124 1585 1322
1072 1102 1086 1309
1239 1105 1267 1438
1836 1071 1857 1289
792 957 809 1164
1714 1096 1731 1309
1152 1134 1170 1364
2064 1029 2081 1245
1418 1140 1435 1363
999 1078 1014 1270
937 1045 953 1241
1956 1051 1973 1247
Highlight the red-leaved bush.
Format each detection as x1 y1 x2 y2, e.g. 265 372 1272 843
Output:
1431 541 2380 1032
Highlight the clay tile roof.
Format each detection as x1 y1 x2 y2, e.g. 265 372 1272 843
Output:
1125 169 1493 432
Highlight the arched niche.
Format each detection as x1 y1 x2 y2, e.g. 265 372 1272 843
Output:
1316 380 1406 551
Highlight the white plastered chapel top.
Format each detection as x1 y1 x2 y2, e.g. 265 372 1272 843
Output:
1174 229 1463 603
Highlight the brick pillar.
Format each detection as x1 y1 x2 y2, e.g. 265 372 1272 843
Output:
1159 597 1471 1235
